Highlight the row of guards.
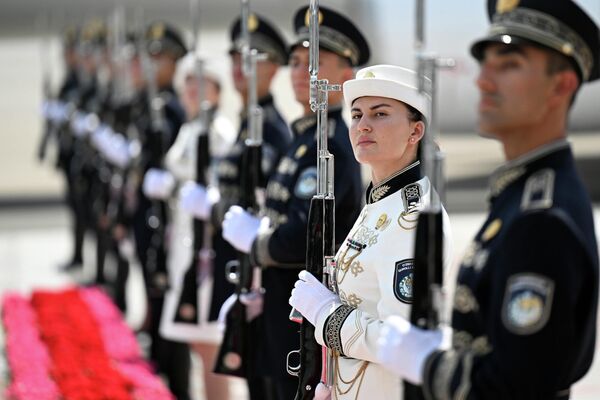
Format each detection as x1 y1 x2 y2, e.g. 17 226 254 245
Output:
38 0 599 399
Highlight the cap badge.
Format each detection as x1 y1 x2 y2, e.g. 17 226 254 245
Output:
150 23 165 40
304 9 324 27
248 13 259 32
496 0 520 14
363 71 376 78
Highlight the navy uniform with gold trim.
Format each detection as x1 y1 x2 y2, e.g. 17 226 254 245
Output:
208 14 292 321
245 6 369 398
420 2 600 399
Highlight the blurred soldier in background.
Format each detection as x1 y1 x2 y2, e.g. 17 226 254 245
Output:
144 51 237 400
129 21 191 400
179 13 292 400
221 6 370 399
39 25 84 271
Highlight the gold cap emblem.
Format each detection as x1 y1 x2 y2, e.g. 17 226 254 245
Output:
304 9 324 27
150 22 165 40
248 13 259 32
482 218 502 242
496 0 520 14
363 71 376 78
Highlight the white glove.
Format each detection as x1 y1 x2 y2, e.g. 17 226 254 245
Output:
239 290 264 322
71 112 98 138
90 124 113 151
222 205 269 254
107 135 132 169
377 316 443 385
41 100 52 119
288 270 340 326
178 182 220 220
43 100 69 123
143 169 175 200
314 383 332 400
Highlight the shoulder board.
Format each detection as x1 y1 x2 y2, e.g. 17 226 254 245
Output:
520 168 555 211
402 183 422 212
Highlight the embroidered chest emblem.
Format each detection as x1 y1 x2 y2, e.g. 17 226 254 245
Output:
339 290 363 308
454 285 479 313
393 259 415 304
266 181 290 202
353 225 378 248
461 241 489 272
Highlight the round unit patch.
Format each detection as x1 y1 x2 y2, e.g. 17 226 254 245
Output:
501 273 554 335
294 167 317 199
393 259 415 304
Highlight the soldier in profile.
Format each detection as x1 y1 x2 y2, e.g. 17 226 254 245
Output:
378 1 599 399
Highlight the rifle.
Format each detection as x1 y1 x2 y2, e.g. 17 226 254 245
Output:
38 15 55 162
286 1 340 398
214 0 266 377
404 1 453 399
139 21 171 295
174 0 215 324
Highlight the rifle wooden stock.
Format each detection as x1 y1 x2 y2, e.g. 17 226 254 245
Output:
294 195 335 400
174 132 210 323
213 144 261 377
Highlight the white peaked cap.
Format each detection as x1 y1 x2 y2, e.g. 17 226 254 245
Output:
174 52 223 94
343 64 430 121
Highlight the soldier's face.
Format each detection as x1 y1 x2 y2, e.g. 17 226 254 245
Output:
350 96 423 181
181 75 219 117
476 43 556 139
151 53 177 88
289 47 352 106
130 57 145 90
230 52 278 98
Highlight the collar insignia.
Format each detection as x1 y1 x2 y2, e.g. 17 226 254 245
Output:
370 185 390 203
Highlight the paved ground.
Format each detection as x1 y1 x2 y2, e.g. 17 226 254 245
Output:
1 204 599 399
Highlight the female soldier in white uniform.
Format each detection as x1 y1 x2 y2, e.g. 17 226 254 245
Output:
141 52 236 399
289 65 452 399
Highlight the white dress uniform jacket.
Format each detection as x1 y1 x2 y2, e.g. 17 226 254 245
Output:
159 114 236 343
314 162 452 399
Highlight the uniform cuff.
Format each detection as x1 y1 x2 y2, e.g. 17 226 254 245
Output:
251 228 275 267
317 304 354 355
